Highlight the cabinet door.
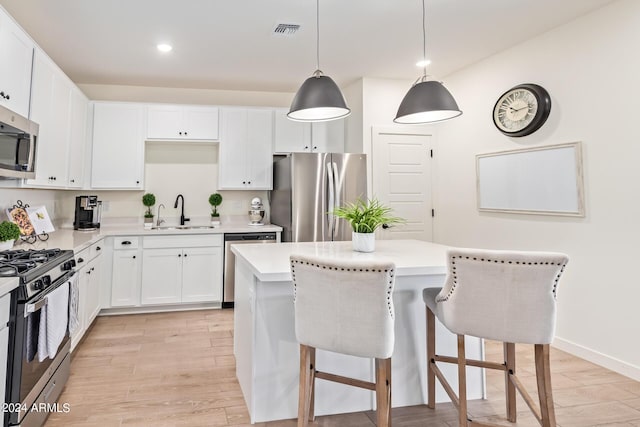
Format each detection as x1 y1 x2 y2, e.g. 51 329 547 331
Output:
66 87 89 188
218 109 248 189
273 108 311 153
311 120 345 153
26 51 72 187
71 267 88 351
181 246 222 303
141 248 182 305
91 103 145 189
85 257 102 327
147 105 182 139
0 11 33 117
246 109 274 189
183 106 219 140
111 249 141 307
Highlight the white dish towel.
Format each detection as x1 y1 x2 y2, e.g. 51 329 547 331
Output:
37 282 70 362
68 275 80 334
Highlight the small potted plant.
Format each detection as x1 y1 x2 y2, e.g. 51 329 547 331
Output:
142 193 156 229
0 220 21 251
332 198 404 252
209 193 223 226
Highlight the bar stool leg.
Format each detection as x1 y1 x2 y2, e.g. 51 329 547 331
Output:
504 342 516 422
298 344 314 427
535 344 557 427
426 307 436 409
457 335 468 427
309 347 316 422
376 358 392 427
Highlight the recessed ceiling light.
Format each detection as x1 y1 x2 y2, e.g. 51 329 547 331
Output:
416 59 431 68
157 44 173 53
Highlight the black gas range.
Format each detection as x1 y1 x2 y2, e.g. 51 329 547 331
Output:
2 248 75 427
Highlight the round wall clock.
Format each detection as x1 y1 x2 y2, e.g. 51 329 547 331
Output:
492 83 551 137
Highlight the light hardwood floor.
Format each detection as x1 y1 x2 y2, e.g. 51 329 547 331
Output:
45 310 640 427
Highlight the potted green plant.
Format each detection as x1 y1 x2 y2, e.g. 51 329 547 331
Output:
0 220 21 250
142 193 156 229
209 193 223 226
332 198 404 252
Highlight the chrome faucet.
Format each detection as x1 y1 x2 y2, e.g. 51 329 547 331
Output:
156 203 165 227
174 194 190 226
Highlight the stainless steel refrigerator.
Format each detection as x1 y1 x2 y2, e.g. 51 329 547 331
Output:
270 153 367 242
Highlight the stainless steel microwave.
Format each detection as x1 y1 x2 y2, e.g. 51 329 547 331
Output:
0 104 38 179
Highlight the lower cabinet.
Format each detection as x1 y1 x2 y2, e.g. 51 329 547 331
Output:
141 245 222 305
109 234 223 310
111 236 142 307
70 241 103 352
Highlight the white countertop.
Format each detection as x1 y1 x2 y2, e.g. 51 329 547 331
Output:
0 277 19 297
12 219 282 254
231 239 450 282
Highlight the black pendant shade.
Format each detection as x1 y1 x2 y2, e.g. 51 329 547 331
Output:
394 80 462 124
287 73 351 122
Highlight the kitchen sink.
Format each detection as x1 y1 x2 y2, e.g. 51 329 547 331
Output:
151 225 216 230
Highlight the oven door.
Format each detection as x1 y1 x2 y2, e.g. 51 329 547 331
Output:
7 272 71 425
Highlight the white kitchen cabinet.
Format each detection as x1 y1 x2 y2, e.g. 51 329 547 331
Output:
273 108 344 153
83 256 102 329
147 105 219 140
0 9 33 118
26 50 73 187
71 241 103 352
91 102 145 189
219 108 273 190
111 249 141 307
181 246 223 302
66 87 89 188
141 248 182 305
140 235 223 306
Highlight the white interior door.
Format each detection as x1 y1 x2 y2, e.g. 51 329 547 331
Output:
372 127 433 241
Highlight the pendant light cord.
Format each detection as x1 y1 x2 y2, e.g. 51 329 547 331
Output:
422 0 427 79
316 0 321 73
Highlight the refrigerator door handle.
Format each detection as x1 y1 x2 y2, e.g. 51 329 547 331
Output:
331 162 341 238
327 162 335 238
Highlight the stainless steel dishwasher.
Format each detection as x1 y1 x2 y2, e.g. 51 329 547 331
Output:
223 232 277 308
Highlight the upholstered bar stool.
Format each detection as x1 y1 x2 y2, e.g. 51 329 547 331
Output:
290 254 396 427
423 248 569 427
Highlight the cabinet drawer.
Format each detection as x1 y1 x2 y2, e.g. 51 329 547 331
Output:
143 234 223 249
0 293 10 326
113 236 139 250
90 241 104 260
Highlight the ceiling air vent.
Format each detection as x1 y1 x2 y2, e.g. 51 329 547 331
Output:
273 24 300 36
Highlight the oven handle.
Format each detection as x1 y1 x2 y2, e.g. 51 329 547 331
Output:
25 297 48 316
23 270 73 318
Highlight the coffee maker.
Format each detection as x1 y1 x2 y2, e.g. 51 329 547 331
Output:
74 195 102 230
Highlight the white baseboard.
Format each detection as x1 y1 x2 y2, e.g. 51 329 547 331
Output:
553 337 640 382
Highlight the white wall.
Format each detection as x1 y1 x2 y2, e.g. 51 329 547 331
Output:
435 0 640 378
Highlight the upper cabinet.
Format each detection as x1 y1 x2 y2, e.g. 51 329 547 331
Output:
91 102 145 189
147 105 219 141
26 50 73 187
219 108 273 190
66 87 89 188
273 108 345 153
0 9 34 118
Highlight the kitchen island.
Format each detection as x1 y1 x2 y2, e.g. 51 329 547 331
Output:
231 239 484 423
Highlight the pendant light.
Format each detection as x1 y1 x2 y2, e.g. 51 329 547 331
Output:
394 0 462 124
287 0 350 122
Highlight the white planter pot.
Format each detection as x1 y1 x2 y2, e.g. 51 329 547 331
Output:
211 218 221 226
144 217 153 229
0 240 14 251
352 232 375 253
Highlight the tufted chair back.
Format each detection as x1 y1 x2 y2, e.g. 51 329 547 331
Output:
434 248 569 344
290 254 396 359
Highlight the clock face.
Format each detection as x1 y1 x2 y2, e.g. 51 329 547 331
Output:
493 84 551 137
